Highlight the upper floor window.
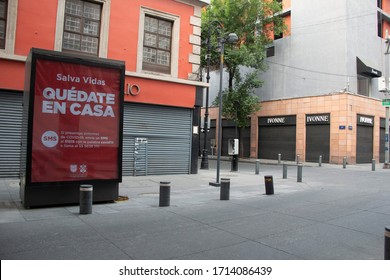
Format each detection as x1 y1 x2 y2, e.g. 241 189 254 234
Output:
137 8 179 77
63 0 101 55
0 0 7 49
142 15 173 74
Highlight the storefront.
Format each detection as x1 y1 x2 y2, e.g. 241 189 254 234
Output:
356 114 374 163
258 115 297 161
123 103 193 176
305 113 331 163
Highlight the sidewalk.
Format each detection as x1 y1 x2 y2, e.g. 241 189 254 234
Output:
0 160 389 260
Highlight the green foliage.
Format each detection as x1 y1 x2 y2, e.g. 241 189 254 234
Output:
213 71 262 128
201 0 285 72
202 0 285 127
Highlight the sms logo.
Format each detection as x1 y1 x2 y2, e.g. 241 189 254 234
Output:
41 131 59 148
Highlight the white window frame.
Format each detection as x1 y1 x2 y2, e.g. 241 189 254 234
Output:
137 7 180 78
54 0 110 58
0 0 18 54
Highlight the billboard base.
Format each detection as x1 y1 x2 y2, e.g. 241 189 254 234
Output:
21 181 119 208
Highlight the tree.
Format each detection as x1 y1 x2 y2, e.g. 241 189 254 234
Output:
202 0 286 157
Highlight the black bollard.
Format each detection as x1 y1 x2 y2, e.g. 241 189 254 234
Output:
231 155 238 171
255 159 260 175
372 159 376 171
297 154 300 164
385 227 390 260
220 178 230 200
79 184 93 214
283 163 288 179
297 164 303 182
159 182 171 207
264 175 274 195
343 157 347 168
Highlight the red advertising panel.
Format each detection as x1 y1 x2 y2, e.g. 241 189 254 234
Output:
31 59 121 183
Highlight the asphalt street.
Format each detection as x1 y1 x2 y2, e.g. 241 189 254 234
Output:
1 159 390 260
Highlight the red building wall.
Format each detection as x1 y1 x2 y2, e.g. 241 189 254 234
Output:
0 0 207 108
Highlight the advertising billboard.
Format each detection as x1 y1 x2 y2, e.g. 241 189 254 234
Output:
20 49 124 207
32 60 121 182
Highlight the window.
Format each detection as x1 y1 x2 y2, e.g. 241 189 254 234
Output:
142 15 173 74
0 0 7 49
63 0 101 55
357 75 371 97
137 8 179 77
266 46 275 57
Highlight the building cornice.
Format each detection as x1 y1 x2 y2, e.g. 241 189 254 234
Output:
126 71 209 88
174 0 209 7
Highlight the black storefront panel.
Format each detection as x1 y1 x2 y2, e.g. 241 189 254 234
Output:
305 114 330 163
356 114 374 163
258 116 296 161
380 118 386 163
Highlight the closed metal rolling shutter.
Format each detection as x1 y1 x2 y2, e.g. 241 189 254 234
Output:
306 125 330 163
356 114 374 164
123 103 192 176
0 92 23 178
357 125 373 163
258 116 297 161
122 135 135 176
258 126 296 161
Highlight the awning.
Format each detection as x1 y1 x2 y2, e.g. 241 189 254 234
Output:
357 57 382 78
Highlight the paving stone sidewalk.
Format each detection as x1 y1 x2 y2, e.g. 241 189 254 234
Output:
0 160 389 260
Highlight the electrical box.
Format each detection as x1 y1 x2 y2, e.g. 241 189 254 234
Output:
379 76 387 92
228 138 239 155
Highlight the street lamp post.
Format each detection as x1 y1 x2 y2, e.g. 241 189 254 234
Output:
384 36 390 169
200 25 212 170
208 25 238 186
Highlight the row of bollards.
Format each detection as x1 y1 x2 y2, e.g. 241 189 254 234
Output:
342 157 377 171
257 161 303 183
277 154 323 166
275 154 378 170
158 175 276 205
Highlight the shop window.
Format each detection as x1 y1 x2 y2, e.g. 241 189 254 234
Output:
357 75 371 97
0 0 7 49
62 0 101 56
142 15 172 74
